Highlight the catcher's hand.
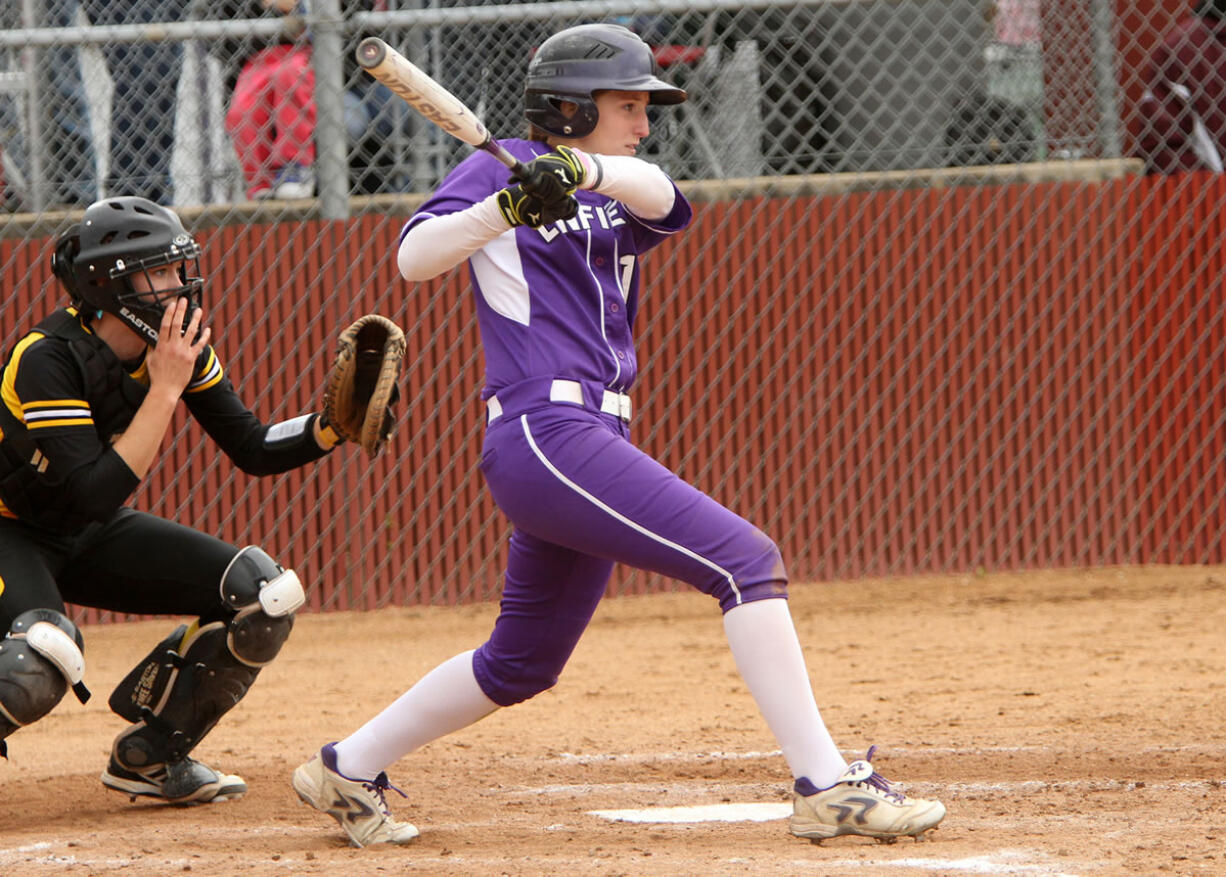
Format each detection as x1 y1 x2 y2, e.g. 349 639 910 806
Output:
322 314 406 457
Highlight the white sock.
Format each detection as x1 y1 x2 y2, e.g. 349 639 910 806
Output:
722 598 848 787
333 650 499 779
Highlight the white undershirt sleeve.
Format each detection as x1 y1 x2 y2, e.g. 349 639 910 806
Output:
397 152 678 282
397 195 512 281
579 152 676 221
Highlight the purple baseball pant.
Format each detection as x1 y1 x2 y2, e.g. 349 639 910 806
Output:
472 393 787 706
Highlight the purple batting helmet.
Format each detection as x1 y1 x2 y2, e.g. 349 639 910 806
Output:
525 23 687 138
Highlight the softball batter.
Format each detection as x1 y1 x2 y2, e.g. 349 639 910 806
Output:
294 23 945 846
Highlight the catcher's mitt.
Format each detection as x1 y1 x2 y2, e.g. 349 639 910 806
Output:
322 314 406 457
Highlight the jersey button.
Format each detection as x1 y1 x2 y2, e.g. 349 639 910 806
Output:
595 257 605 266
617 350 626 360
609 302 620 312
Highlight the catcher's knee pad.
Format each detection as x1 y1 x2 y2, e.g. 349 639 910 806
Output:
0 610 90 756
219 545 304 667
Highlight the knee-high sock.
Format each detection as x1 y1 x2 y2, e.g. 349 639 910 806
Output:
723 597 848 787
333 650 498 780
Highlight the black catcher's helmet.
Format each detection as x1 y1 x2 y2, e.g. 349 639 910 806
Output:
525 23 686 138
50 225 82 299
69 196 204 346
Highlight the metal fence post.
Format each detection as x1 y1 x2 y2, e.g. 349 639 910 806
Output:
1092 0 1122 159
21 0 48 212
404 4 435 192
312 0 348 219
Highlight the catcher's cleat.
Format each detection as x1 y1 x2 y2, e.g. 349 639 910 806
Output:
790 746 945 843
101 756 247 804
292 743 419 847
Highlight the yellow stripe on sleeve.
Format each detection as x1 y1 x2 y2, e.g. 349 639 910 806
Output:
22 399 90 411
27 417 94 430
186 348 225 393
1 331 47 419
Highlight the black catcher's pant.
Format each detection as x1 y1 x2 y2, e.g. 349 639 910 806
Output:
0 508 238 630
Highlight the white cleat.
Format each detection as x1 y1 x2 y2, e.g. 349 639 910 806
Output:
790 746 945 844
292 743 419 847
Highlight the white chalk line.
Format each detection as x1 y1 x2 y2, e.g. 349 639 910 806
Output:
818 850 1083 876
0 827 327 871
590 802 791 822
0 844 1084 877
552 742 1226 766
0 841 176 870
521 777 1218 800
584 805 1090 875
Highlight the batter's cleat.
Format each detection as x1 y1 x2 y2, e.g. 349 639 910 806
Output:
790 746 945 844
292 743 419 848
101 756 247 804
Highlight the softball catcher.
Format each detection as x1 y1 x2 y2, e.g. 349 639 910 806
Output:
0 196 403 803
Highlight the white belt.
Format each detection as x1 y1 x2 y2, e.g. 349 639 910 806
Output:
487 379 632 424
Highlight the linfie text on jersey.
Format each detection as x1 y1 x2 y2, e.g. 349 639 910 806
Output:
536 201 627 241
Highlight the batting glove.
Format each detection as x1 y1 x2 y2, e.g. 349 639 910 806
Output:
496 185 578 228
517 145 587 201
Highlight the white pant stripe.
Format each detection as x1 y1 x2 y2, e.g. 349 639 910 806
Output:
519 415 743 604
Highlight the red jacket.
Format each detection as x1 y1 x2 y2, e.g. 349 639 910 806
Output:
1137 14 1226 174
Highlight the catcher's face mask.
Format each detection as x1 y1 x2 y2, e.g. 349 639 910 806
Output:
112 249 205 345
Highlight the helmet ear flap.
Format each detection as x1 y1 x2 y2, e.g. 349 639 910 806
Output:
51 226 82 299
551 94 600 138
526 92 600 138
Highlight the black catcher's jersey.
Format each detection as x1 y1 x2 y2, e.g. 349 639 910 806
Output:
0 307 329 533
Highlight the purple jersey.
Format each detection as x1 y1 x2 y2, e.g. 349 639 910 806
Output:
403 140 692 396
402 141 783 711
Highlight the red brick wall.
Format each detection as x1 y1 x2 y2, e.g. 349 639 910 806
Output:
3 171 1222 621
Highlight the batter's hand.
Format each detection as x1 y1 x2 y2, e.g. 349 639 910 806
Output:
146 297 210 396
496 184 578 228
517 145 587 201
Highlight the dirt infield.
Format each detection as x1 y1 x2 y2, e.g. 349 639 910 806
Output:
1 565 1223 876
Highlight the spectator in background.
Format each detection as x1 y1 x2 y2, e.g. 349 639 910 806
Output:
993 0 1042 48
1137 0 1226 174
44 1 97 206
216 0 316 200
343 3 413 195
0 144 12 212
0 2 25 211
82 0 187 205
217 0 416 200
0 1 96 209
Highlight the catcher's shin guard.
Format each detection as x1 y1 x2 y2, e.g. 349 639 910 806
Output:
0 610 90 757
108 546 304 769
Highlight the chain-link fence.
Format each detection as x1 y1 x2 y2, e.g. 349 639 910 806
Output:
2 1 1225 617
0 0 1143 210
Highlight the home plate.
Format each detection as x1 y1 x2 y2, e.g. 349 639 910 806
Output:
589 803 792 823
